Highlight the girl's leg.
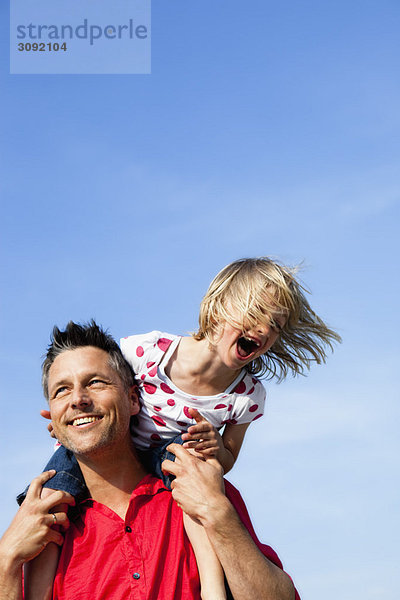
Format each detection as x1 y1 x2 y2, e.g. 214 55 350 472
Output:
18 448 82 598
183 512 226 600
24 542 60 600
23 492 68 599
17 445 86 506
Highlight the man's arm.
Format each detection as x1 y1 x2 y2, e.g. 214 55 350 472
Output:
162 445 296 600
0 471 74 600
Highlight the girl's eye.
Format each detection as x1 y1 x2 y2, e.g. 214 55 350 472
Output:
270 320 282 333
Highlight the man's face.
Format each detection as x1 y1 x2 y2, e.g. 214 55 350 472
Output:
47 346 139 457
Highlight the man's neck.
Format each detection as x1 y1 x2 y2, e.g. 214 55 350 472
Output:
76 443 148 520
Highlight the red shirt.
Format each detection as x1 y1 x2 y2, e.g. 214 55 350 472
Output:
52 475 299 600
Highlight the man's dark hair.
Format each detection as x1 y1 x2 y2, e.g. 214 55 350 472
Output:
42 320 135 400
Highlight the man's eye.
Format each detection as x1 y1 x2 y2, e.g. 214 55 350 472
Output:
54 386 68 397
89 379 106 386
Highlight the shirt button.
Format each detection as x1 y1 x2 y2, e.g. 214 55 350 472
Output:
132 573 140 580
125 526 132 533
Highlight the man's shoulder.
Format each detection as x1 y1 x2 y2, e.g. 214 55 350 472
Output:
224 479 284 570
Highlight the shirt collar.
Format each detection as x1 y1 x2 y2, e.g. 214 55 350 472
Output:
75 473 167 508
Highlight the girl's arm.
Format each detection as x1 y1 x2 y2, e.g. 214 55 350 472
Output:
182 409 250 474
220 421 251 472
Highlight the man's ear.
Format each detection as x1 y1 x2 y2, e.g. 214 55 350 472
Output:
129 385 141 415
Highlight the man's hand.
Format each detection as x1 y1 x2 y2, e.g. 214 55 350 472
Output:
181 408 225 458
0 471 74 568
161 443 227 525
40 409 56 439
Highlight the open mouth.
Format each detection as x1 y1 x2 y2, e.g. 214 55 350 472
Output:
70 416 103 427
237 337 260 359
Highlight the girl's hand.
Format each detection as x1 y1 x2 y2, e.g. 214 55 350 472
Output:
181 408 225 458
40 409 56 439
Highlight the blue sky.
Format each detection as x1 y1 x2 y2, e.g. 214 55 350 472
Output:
1 1 399 598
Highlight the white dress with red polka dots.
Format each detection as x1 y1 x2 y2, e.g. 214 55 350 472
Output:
120 331 266 450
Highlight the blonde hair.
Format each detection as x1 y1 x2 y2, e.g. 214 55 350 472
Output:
193 257 341 381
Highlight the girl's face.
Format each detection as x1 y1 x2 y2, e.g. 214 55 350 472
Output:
212 309 286 372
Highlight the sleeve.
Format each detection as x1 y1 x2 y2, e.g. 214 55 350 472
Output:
16 447 86 505
224 480 301 599
120 330 162 373
229 377 266 424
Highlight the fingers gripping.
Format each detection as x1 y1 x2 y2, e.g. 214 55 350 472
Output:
49 509 70 532
183 412 216 442
187 408 204 423
41 491 75 514
26 471 57 499
46 525 65 547
27 472 74 533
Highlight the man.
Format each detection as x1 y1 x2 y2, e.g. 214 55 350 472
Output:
0 321 298 599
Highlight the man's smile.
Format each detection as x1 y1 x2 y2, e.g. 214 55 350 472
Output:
69 415 104 428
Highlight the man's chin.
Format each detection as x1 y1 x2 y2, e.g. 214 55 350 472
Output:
57 430 117 457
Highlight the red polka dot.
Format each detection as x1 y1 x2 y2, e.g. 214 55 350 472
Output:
160 383 175 395
177 421 187 427
248 386 255 395
143 383 157 394
151 433 161 441
136 346 144 357
151 415 166 427
229 419 238 425
214 404 227 410
153 406 162 412
140 374 146 380
157 338 172 352
221 419 230 425
183 406 192 419
167 399 175 407
227 404 233 411
252 414 262 421
148 367 157 377
147 361 155 368
249 404 258 412
252 377 258 385
234 381 246 394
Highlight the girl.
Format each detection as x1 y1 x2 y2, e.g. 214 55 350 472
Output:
25 257 340 599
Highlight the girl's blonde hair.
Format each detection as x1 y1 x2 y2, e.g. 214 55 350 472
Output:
193 257 341 381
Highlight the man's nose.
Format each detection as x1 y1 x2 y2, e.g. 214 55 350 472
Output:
70 386 91 407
